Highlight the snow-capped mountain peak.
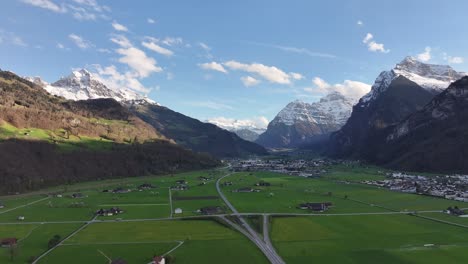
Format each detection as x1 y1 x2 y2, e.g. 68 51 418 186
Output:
361 57 466 104
273 91 355 127
28 69 158 105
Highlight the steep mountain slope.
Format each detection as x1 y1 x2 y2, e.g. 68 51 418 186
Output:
328 57 466 159
1 70 160 143
378 76 468 172
27 69 155 103
127 102 268 157
256 91 355 148
232 128 261 142
0 70 219 193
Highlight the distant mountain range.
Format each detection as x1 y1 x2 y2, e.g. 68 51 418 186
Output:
26 69 267 158
256 91 357 148
26 69 155 104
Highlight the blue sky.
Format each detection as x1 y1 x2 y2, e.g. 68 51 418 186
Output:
1 0 468 129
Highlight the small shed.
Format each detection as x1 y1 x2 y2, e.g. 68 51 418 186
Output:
174 208 183 214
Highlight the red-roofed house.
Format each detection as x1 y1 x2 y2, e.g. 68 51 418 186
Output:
1 238 17 248
153 256 165 264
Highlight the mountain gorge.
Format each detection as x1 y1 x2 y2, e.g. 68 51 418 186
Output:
256 91 356 148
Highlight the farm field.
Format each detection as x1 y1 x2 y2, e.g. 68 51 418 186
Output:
221 171 465 214
41 220 268 264
271 215 468 264
0 166 466 263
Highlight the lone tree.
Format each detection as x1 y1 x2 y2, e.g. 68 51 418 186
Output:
47 235 61 249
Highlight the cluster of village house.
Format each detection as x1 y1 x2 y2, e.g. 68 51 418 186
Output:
362 172 468 203
229 158 345 177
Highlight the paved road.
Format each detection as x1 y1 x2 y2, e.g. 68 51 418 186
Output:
216 172 285 264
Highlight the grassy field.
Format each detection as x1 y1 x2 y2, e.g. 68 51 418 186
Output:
222 171 467 214
0 166 466 263
0 223 82 263
41 220 268 264
271 215 468 264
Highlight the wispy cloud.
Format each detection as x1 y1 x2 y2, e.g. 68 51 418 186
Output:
21 0 110 21
186 100 233 110
198 62 227 73
21 0 66 13
142 40 174 56
443 52 464 64
247 41 336 59
240 76 260 87
147 18 155 24
68 33 93 49
112 21 128 32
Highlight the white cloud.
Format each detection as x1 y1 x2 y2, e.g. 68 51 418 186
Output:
147 18 155 24
111 35 162 77
68 5 96 21
447 56 464 64
443 53 464 64
0 30 27 47
112 21 128 32
161 37 183 46
290 72 304 80
142 40 174 56
362 33 389 53
207 116 269 131
240 76 260 87
187 100 233 110
308 77 371 101
417 46 431 62
68 33 92 49
22 0 110 21
223 60 302 85
56 43 65 49
198 42 213 59
93 64 152 94
198 62 227 73
199 42 211 51
97 48 111 53
247 42 336 59
362 33 373 43
357 20 364 26
21 0 66 13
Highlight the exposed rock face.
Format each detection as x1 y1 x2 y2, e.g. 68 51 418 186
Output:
328 57 466 159
379 76 468 173
256 91 356 148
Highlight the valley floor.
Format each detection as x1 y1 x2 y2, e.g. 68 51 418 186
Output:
0 165 466 263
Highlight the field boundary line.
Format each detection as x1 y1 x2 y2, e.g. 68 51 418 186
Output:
62 240 180 246
98 249 112 263
18 224 42 243
98 204 169 206
0 196 50 215
163 240 184 256
415 214 468 229
169 188 173 218
32 216 97 264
